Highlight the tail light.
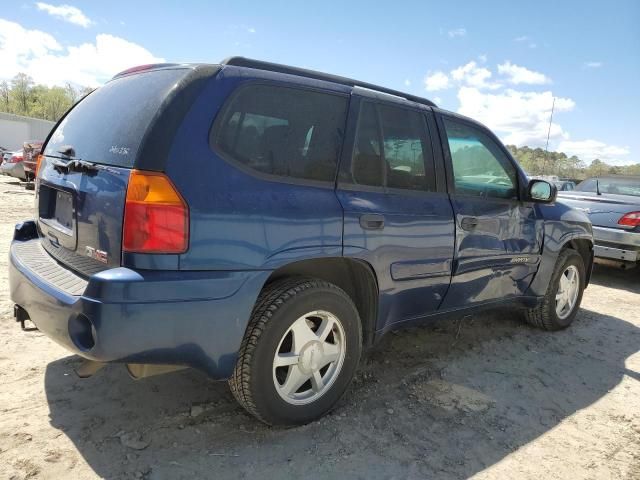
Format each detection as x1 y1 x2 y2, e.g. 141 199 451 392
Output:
35 154 44 177
9 154 23 163
123 170 189 253
618 211 640 227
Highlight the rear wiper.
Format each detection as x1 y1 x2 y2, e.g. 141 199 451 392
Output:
45 156 122 176
49 158 100 176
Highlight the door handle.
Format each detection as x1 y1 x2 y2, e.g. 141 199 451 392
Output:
360 214 385 230
460 216 479 231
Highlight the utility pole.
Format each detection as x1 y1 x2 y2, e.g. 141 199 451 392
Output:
541 97 555 175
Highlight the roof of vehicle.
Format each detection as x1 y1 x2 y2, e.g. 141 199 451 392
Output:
112 57 439 108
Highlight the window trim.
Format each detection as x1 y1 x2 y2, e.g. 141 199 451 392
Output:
341 98 438 194
436 112 522 202
209 79 350 189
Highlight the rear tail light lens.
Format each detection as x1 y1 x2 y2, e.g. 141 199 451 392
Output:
618 211 640 227
9 155 22 163
123 170 189 253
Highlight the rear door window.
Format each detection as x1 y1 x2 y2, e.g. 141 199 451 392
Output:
212 84 348 183
45 68 193 168
350 101 435 191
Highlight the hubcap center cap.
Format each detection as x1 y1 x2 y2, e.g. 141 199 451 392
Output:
298 341 324 374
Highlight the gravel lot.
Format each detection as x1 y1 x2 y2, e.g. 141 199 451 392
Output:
0 174 638 480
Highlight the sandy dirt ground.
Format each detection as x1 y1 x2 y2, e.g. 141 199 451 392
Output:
0 174 638 480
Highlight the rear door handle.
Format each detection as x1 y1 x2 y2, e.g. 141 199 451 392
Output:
460 216 479 231
360 214 385 230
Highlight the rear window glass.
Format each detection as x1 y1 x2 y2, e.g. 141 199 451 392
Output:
45 69 190 168
212 84 348 183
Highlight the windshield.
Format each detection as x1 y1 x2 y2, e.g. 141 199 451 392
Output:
577 177 640 197
45 68 190 168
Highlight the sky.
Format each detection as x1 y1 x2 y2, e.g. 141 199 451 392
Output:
1 0 638 165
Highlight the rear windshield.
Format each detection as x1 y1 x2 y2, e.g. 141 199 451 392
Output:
45 68 191 168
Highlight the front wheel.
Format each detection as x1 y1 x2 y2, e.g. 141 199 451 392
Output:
229 278 362 426
525 248 586 330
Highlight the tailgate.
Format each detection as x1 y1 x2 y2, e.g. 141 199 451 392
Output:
36 67 202 276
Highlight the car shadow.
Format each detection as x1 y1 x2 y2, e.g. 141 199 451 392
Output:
44 307 640 479
590 264 640 294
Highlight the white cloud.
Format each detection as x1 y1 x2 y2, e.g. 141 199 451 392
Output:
457 86 574 146
478 54 487 63
433 96 443 105
439 57 629 161
497 61 551 85
451 61 501 90
584 61 603 69
514 36 529 42
404 79 411 87
247 27 256 33
424 71 449 91
0 19 163 86
424 71 449 92
558 140 631 165
36 2 92 28
448 28 466 38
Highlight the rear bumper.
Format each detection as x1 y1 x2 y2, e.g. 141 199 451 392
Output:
9 223 270 379
593 226 640 263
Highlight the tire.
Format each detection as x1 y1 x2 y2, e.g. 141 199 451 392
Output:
525 248 586 330
229 277 362 426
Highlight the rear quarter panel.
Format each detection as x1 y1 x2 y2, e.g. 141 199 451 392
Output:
164 67 351 271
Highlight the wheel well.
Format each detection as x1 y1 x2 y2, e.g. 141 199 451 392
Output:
564 238 594 284
265 258 379 346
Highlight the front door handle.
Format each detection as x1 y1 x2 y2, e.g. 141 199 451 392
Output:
360 214 385 230
460 216 479 231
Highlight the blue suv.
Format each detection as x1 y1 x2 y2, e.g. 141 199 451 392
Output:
9 57 594 425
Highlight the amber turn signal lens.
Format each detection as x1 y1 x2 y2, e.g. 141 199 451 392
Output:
35 154 44 178
123 170 189 253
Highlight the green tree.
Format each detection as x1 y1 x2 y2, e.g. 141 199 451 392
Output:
0 81 9 112
10 73 34 115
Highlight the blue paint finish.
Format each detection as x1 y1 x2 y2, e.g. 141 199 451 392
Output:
338 188 455 330
165 67 348 271
10 238 269 378
8 62 595 382
37 159 130 275
440 197 541 308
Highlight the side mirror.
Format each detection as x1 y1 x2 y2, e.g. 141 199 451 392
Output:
528 179 557 203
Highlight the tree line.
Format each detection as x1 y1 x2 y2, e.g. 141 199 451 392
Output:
506 145 639 179
0 73 93 122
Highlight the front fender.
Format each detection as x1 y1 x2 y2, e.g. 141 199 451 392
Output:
527 202 593 297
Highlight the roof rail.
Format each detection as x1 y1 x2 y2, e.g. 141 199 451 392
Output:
221 56 437 108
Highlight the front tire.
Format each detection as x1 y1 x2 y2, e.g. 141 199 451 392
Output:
525 248 586 330
229 277 362 426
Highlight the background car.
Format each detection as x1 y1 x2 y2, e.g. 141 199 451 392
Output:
22 141 43 181
554 180 576 191
559 175 640 268
0 150 27 180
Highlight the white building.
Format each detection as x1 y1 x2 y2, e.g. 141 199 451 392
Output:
0 112 55 151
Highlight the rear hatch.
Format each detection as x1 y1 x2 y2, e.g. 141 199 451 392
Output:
37 65 215 276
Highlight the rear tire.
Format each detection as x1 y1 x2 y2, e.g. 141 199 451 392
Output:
229 277 362 426
525 248 585 330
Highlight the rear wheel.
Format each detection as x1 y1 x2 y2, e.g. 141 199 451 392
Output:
229 277 362 426
525 248 586 330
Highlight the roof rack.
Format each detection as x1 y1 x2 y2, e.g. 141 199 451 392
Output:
221 56 437 108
